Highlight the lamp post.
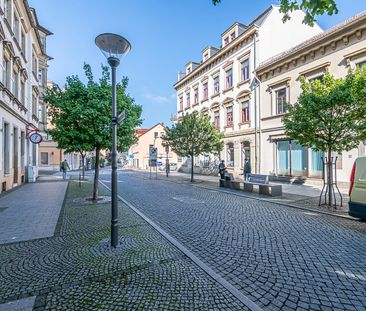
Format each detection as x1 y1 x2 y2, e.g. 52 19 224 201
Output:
95 33 131 248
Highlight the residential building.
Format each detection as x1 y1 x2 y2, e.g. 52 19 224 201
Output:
128 123 178 170
0 0 51 193
256 11 366 185
174 5 322 178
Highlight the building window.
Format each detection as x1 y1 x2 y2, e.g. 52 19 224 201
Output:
179 96 183 111
186 92 190 108
41 152 49 165
21 30 26 54
154 132 158 139
241 141 250 167
224 37 229 46
32 95 38 117
203 82 208 100
3 123 10 174
194 87 199 105
3 57 11 89
225 68 233 89
227 143 235 167
226 106 233 127
276 88 287 114
12 69 19 98
213 76 220 94
20 131 25 170
203 53 208 61
13 12 20 42
357 60 366 69
20 80 25 104
5 0 11 22
241 100 250 122
32 52 37 76
309 75 324 83
230 32 236 41
241 59 250 81
214 110 220 129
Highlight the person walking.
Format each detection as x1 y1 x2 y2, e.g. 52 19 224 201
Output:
243 159 251 181
61 159 70 180
218 160 226 180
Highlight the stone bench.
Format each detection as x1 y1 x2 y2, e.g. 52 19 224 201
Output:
219 173 282 196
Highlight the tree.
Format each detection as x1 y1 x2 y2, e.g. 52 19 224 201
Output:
163 113 224 182
45 64 142 201
283 70 366 206
212 0 338 26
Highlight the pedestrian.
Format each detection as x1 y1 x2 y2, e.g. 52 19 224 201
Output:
243 159 251 181
60 159 70 180
218 160 226 180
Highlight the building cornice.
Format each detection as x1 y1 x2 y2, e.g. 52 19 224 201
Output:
255 11 366 77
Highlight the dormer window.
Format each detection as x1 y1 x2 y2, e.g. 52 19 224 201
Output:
224 37 229 46
187 67 191 74
203 53 208 61
230 32 236 41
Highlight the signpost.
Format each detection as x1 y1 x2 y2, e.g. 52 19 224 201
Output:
149 147 158 179
117 110 126 125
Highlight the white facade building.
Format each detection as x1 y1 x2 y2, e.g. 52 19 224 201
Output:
0 0 51 193
174 5 322 178
256 11 366 185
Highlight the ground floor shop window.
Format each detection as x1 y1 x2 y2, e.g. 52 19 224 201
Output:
276 140 323 178
227 143 235 167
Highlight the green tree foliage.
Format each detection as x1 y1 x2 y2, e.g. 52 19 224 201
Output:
163 113 224 182
45 64 142 200
283 70 366 205
212 0 338 26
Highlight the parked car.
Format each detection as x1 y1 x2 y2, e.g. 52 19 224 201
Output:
349 156 366 220
158 163 178 171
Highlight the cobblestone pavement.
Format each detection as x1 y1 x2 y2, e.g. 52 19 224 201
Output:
0 180 249 310
106 170 366 311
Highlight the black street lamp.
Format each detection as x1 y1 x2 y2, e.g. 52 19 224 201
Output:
95 33 131 248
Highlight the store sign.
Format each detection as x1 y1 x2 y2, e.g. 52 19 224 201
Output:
29 132 43 144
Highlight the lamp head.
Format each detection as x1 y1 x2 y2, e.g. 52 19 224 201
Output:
95 33 131 64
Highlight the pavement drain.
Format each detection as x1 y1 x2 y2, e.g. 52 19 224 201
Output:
91 236 139 257
72 196 111 205
172 196 205 204
0 207 8 212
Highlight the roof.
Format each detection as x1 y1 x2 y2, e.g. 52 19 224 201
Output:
256 10 366 72
221 22 247 37
136 123 166 138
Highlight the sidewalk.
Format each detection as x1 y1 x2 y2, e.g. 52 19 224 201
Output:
132 169 352 218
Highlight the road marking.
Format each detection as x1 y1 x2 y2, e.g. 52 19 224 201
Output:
100 180 263 311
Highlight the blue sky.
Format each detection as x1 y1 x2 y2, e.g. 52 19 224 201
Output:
29 0 366 128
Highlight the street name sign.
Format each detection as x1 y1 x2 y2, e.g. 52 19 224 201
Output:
117 110 126 125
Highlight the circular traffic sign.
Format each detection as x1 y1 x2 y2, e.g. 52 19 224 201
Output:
29 132 43 144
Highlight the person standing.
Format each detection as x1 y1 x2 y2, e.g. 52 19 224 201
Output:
243 159 251 181
218 160 226 180
61 159 70 180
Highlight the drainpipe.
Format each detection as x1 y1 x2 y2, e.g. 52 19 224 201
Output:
253 33 259 174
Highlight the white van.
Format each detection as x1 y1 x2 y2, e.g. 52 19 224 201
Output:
349 156 366 220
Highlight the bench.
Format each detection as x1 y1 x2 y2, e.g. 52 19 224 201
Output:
219 173 282 196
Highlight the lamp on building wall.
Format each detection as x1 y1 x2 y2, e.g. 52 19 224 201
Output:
95 33 131 248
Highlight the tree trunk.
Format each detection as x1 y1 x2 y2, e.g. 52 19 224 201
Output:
190 153 194 182
92 147 100 201
81 154 85 180
327 148 333 207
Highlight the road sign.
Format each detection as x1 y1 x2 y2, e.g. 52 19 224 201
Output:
156 161 162 166
117 110 126 124
150 147 157 160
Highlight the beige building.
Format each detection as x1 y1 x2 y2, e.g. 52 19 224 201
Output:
173 5 322 178
128 123 178 170
0 0 51 193
255 11 366 185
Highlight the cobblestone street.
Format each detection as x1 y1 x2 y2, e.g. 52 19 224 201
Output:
0 179 249 310
101 170 366 311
